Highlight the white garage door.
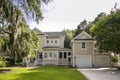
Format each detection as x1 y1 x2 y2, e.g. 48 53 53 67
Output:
94 55 110 67
76 55 92 67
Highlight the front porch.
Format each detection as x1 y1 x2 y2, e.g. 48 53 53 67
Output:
34 48 72 66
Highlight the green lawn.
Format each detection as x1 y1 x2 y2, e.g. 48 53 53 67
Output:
0 66 87 80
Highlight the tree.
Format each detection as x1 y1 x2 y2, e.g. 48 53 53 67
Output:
14 24 41 62
90 9 120 54
74 19 87 37
89 12 106 36
0 0 50 64
64 29 74 48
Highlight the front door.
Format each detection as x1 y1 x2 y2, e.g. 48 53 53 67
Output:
68 52 72 65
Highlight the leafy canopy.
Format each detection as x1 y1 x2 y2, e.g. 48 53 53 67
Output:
90 9 120 54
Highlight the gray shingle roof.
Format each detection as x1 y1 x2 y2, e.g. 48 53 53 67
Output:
33 28 45 35
33 28 64 37
44 32 65 37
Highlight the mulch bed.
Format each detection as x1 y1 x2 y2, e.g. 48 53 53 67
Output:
0 69 12 74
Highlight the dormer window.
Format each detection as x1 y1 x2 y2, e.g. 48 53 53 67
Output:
81 42 86 50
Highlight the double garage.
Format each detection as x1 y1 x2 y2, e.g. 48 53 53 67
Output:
75 54 110 68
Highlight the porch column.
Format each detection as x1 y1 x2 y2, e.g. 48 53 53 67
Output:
42 51 45 65
57 51 59 65
34 49 38 65
72 42 75 67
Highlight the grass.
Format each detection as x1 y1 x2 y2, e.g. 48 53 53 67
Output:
0 66 87 80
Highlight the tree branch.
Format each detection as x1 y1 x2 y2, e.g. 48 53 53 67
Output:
0 29 11 34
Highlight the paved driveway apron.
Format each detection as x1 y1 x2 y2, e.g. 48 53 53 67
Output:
78 68 120 80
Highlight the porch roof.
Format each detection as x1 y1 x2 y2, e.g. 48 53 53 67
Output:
43 47 72 51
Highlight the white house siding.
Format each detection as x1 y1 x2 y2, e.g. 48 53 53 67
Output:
59 36 65 48
39 35 46 48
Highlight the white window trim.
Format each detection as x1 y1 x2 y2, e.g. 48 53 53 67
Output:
44 52 58 59
81 42 87 50
59 52 68 59
46 39 59 46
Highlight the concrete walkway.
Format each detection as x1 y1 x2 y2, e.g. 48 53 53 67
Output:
78 68 120 80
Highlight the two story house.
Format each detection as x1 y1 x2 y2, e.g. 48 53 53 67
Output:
33 28 110 67
33 28 72 65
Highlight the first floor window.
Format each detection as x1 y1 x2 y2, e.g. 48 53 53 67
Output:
59 52 67 59
64 52 67 59
59 52 62 59
54 52 57 58
39 52 42 59
49 52 52 58
44 53 47 58
68 52 71 56
44 52 58 59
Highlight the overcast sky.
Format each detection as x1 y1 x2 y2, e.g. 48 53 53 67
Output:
29 0 120 32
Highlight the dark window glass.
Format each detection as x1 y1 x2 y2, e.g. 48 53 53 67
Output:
59 52 62 59
68 57 71 61
55 40 57 43
51 40 53 43
68 52 71 56
39 52 42 59
82 42 85 49
47 40 49 43
64 52 67 59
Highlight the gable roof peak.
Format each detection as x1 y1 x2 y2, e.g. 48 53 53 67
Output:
33 28 45 35
72 31 93 41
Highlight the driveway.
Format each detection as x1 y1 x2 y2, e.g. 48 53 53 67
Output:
78 68 120 80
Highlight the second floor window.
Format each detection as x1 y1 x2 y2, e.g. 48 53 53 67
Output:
55 40 58 43
51 40 53 43
47 40 49 43
46 39 59 44
81 42 86 50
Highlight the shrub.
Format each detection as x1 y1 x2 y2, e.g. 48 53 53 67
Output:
0 61 6 67
6 57 15 67
111 56 118 63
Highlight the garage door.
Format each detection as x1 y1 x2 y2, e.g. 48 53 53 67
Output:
76 55 92 67
94 55 110 67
